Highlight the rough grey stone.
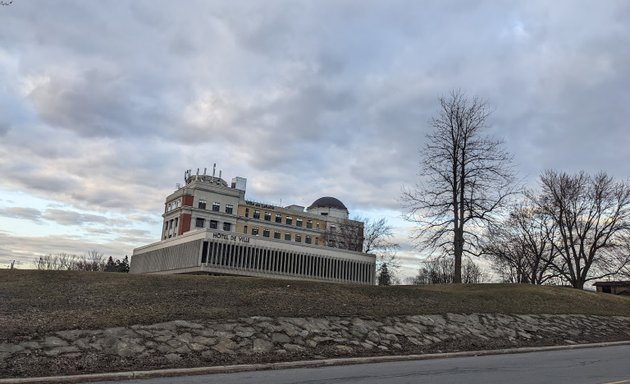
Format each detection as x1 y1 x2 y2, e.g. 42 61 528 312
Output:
114 340 145 357
367 331 381 343
212 338 237 354
0 343 24 354
446 313 468 323
177 332 193 344
192 336 217 346
165 353 182 363
336 345 354 354
172 320 203 329
252 339 273 353
157 345 174 354
280 323 301 337
56 330 84 341
312 336 334 343
103 327 136 339
382 334 399 342
44 346 79 356
271 333 291 344
381 326 402 336
234 326 256 338
283 343 305 353
42 336 69 348
19 341 40 350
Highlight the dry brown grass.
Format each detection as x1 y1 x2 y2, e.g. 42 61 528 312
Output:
2 270 629 340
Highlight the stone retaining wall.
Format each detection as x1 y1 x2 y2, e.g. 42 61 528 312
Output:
2 314 630 378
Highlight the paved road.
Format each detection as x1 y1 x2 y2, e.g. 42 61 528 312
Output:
94 345 630 384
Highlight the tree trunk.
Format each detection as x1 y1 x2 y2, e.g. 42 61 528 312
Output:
453 228 463 283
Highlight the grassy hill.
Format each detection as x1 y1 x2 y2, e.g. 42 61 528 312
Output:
1 270 629 339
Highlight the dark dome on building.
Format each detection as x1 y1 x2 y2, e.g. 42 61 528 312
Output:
308 196 348 211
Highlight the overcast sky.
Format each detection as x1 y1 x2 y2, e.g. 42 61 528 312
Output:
1 1 629 278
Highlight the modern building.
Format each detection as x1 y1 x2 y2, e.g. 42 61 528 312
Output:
130 167 376 285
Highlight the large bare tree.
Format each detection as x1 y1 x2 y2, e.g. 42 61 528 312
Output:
484 204 558 284
402 91 515 283
531 170 630 289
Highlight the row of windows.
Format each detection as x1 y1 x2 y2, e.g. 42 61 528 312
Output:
195 217 231 232
244 208 321 229
243 225 316 244
198 200 233 214
200 240 373 283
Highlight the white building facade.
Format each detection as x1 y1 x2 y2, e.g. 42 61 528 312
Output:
131 167 376 285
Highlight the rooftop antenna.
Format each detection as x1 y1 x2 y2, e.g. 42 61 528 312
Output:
212 163 216 178
219 170 222 179
196 168 200 180
203 167 207 176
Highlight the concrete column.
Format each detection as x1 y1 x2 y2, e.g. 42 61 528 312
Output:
217 242 223 266
315 256 322 279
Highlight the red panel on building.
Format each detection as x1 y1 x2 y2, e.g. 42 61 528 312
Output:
179 213 191 235
182 195 194 207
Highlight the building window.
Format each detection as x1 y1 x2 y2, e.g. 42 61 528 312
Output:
275 214 282 223
295 234 302 243
305 236 312 244
321 212 328 216
286 217 293 225
225 204 233 214
263 228 270 237
264 212 271 221
296 218 303 227
223 222 231 231
212 202 220 212
274 231 281 239
252 227 259 236
198 199 206 209
253 210 260 219
243 225 248 234
209 220 218 229
195 218 205 228
245 208 250 217
284 233 291 241
306 219 312 229
330 225 336 231
316 222 320 229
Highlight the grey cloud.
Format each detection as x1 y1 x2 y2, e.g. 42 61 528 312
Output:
0 207 43 222
42 209 111 226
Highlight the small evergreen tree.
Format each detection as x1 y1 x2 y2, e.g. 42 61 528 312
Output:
104 256 117 272
117 256 130 273
378 263 392 286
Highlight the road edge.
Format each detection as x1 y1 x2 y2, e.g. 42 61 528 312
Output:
2 340 630 383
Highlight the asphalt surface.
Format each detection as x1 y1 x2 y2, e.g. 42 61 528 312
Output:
91 344 630 384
